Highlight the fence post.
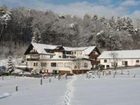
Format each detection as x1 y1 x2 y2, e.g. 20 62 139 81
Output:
40 78 43 85
16 86 18 91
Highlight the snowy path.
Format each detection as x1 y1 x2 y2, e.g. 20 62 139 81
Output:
63 75 77 105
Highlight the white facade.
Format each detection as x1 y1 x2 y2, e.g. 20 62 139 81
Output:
99 50 140 69
100 58 140 69
27 59 92 74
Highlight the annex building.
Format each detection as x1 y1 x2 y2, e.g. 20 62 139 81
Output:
99 50 140 69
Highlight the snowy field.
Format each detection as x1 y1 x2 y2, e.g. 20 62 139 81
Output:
0 68 140 105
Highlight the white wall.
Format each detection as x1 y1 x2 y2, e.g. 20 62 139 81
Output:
27 59 92 73
100 58 140 69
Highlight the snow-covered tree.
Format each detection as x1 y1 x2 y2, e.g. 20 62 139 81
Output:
0 7 11 40
110 52 118 70
7 56 14 73
32 28 41 43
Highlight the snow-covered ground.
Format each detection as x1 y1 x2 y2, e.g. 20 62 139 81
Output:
0 68 140 105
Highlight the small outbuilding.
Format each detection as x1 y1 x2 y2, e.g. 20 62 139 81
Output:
98 50 140 69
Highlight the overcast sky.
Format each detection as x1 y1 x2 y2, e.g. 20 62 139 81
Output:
0 0 140 18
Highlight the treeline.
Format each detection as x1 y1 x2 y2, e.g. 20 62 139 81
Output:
0 6 140 58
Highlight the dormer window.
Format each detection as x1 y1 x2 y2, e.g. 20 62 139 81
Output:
44 49 54 53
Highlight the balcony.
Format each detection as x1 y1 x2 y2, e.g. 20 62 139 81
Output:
26 54 40 61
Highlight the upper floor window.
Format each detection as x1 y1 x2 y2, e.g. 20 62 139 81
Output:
51 63 56 67
136 60 139 63
104 59 107 63
33 63 38 66
65 51 72 54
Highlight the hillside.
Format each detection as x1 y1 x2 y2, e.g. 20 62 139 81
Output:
0 6 140 58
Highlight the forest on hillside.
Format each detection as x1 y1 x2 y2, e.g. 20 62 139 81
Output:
0 6 140 58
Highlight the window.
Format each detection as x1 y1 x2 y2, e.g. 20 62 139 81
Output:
65 51 72 54
106 65 110 68
50 55 53 58
51 63 56 67
84 63 88 68
104 59 107 63
33 63 38 66
122 61 128 66
41 62 47 67
136 60 139 63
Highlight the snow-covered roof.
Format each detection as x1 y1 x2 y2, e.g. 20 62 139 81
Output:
32 43 58 54
64 47 87 51
99 50 140 59
83 46 96 55
31 43 96 55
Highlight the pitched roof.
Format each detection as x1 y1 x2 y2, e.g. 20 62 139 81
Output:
99 50 140 59
84 46 96 55
63 47 87 51
31 43 96 55
32 43 57 54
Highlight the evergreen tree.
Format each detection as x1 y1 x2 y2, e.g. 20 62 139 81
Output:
7 56 14 73
32 28 41 43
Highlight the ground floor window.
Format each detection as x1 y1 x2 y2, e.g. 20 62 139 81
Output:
51 63 56 67
53 70 59 74
84 63 88 68
106 65 110 68
122 61 128 66
100 65 105 69
111 62 118 68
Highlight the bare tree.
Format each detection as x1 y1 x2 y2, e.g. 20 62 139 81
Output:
74 59 82 74
110 52 118 70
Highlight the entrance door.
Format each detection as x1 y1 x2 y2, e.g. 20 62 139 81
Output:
53 70 58 74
